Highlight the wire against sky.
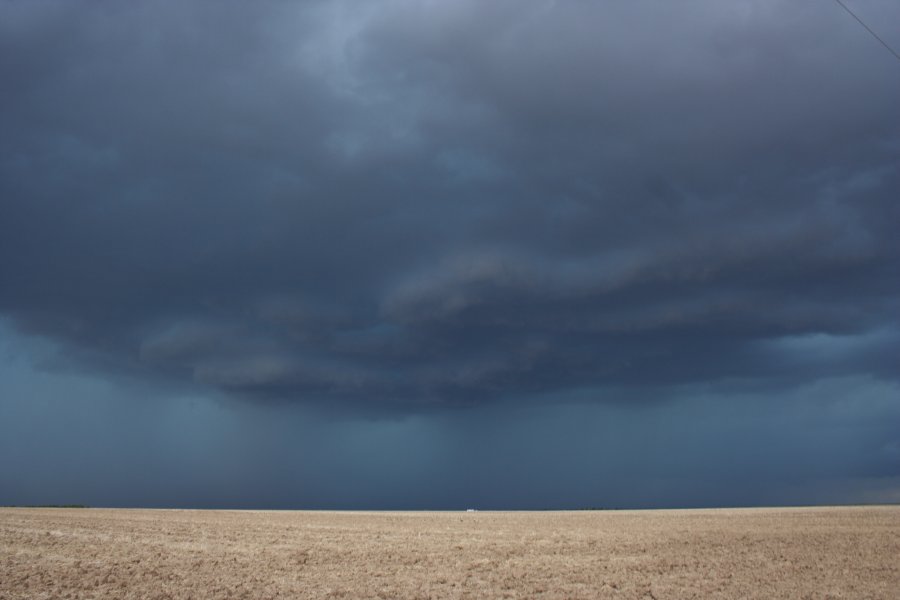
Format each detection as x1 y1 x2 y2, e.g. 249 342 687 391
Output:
833 0 900 63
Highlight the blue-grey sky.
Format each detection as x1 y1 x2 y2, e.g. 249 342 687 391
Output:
1 0 899 508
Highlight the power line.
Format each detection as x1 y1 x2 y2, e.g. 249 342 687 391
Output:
833 0 900 64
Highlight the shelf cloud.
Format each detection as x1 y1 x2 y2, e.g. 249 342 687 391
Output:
4 0 898 412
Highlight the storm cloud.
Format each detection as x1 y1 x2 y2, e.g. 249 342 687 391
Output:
1 0 900 508
3 0 898 413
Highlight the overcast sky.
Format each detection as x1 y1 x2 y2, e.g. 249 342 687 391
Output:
1 0 899 509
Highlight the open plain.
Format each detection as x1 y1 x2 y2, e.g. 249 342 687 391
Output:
1 506 898 599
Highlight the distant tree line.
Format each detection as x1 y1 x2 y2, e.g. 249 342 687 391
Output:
2 504 89 508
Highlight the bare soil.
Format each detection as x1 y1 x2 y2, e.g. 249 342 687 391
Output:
1 506 898 599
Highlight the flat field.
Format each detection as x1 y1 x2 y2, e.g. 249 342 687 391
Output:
1 506 898 599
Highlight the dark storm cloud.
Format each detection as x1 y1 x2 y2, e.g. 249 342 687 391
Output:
2 0 899 411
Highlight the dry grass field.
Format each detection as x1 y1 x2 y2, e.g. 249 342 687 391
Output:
1 506 898 599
